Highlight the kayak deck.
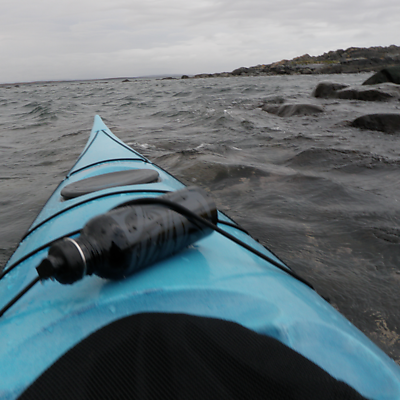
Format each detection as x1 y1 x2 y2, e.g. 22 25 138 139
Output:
1 116 399 399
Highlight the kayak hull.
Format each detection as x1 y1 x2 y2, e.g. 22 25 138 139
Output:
1 116 400 399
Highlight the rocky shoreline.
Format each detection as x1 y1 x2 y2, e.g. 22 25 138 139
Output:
180 45 400 79
258 72 400 134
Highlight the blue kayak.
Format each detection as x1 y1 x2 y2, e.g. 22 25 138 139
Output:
1 115 399 399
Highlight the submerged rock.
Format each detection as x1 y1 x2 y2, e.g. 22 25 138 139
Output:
363 67 400 85
260 95 286 105
351 114 400 133
262 103 324 117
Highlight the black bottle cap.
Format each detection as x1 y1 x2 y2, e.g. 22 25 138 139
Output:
36 238 87 284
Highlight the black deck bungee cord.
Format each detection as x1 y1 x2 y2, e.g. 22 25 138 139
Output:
0 195 314 318
0 277 40 317
115 197 313 288
0 190 174 280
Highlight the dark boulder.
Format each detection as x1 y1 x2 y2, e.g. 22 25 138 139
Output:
231 67 249 76
351 114 400 133
194 73 214 78
363 67 400 85
217 73 233 77
312 82 349 98
262 103 324 117
335 87 394 101
261 105 280 114
313 81 400 101
181 75 189 79
122 79 130 82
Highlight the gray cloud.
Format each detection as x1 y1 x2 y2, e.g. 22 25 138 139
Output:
1 0 399 82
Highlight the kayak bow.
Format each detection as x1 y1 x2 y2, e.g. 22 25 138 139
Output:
1 115 399 399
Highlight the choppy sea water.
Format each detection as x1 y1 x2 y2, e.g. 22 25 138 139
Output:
0 74 399 362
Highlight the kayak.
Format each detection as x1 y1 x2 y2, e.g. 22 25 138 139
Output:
1 115 399 399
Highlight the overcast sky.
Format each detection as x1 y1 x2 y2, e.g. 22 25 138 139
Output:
1 0 399 83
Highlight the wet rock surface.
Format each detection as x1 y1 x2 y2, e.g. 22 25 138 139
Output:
351 114 400 133
313 82 350 98
363 67 400 85
312 82 400 101
336 87 395 101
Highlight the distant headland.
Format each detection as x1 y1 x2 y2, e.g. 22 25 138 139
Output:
181 45 400 79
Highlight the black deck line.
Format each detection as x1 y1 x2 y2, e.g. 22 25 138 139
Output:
67 129 100 173
101 129 148 161
67 129 147 177
0 229 82 279
21 189 171 242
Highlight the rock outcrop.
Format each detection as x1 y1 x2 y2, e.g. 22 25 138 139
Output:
336 87 394 101
363 67 400 85
312 82 349 98
312 82 400 101
184 45 400 79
